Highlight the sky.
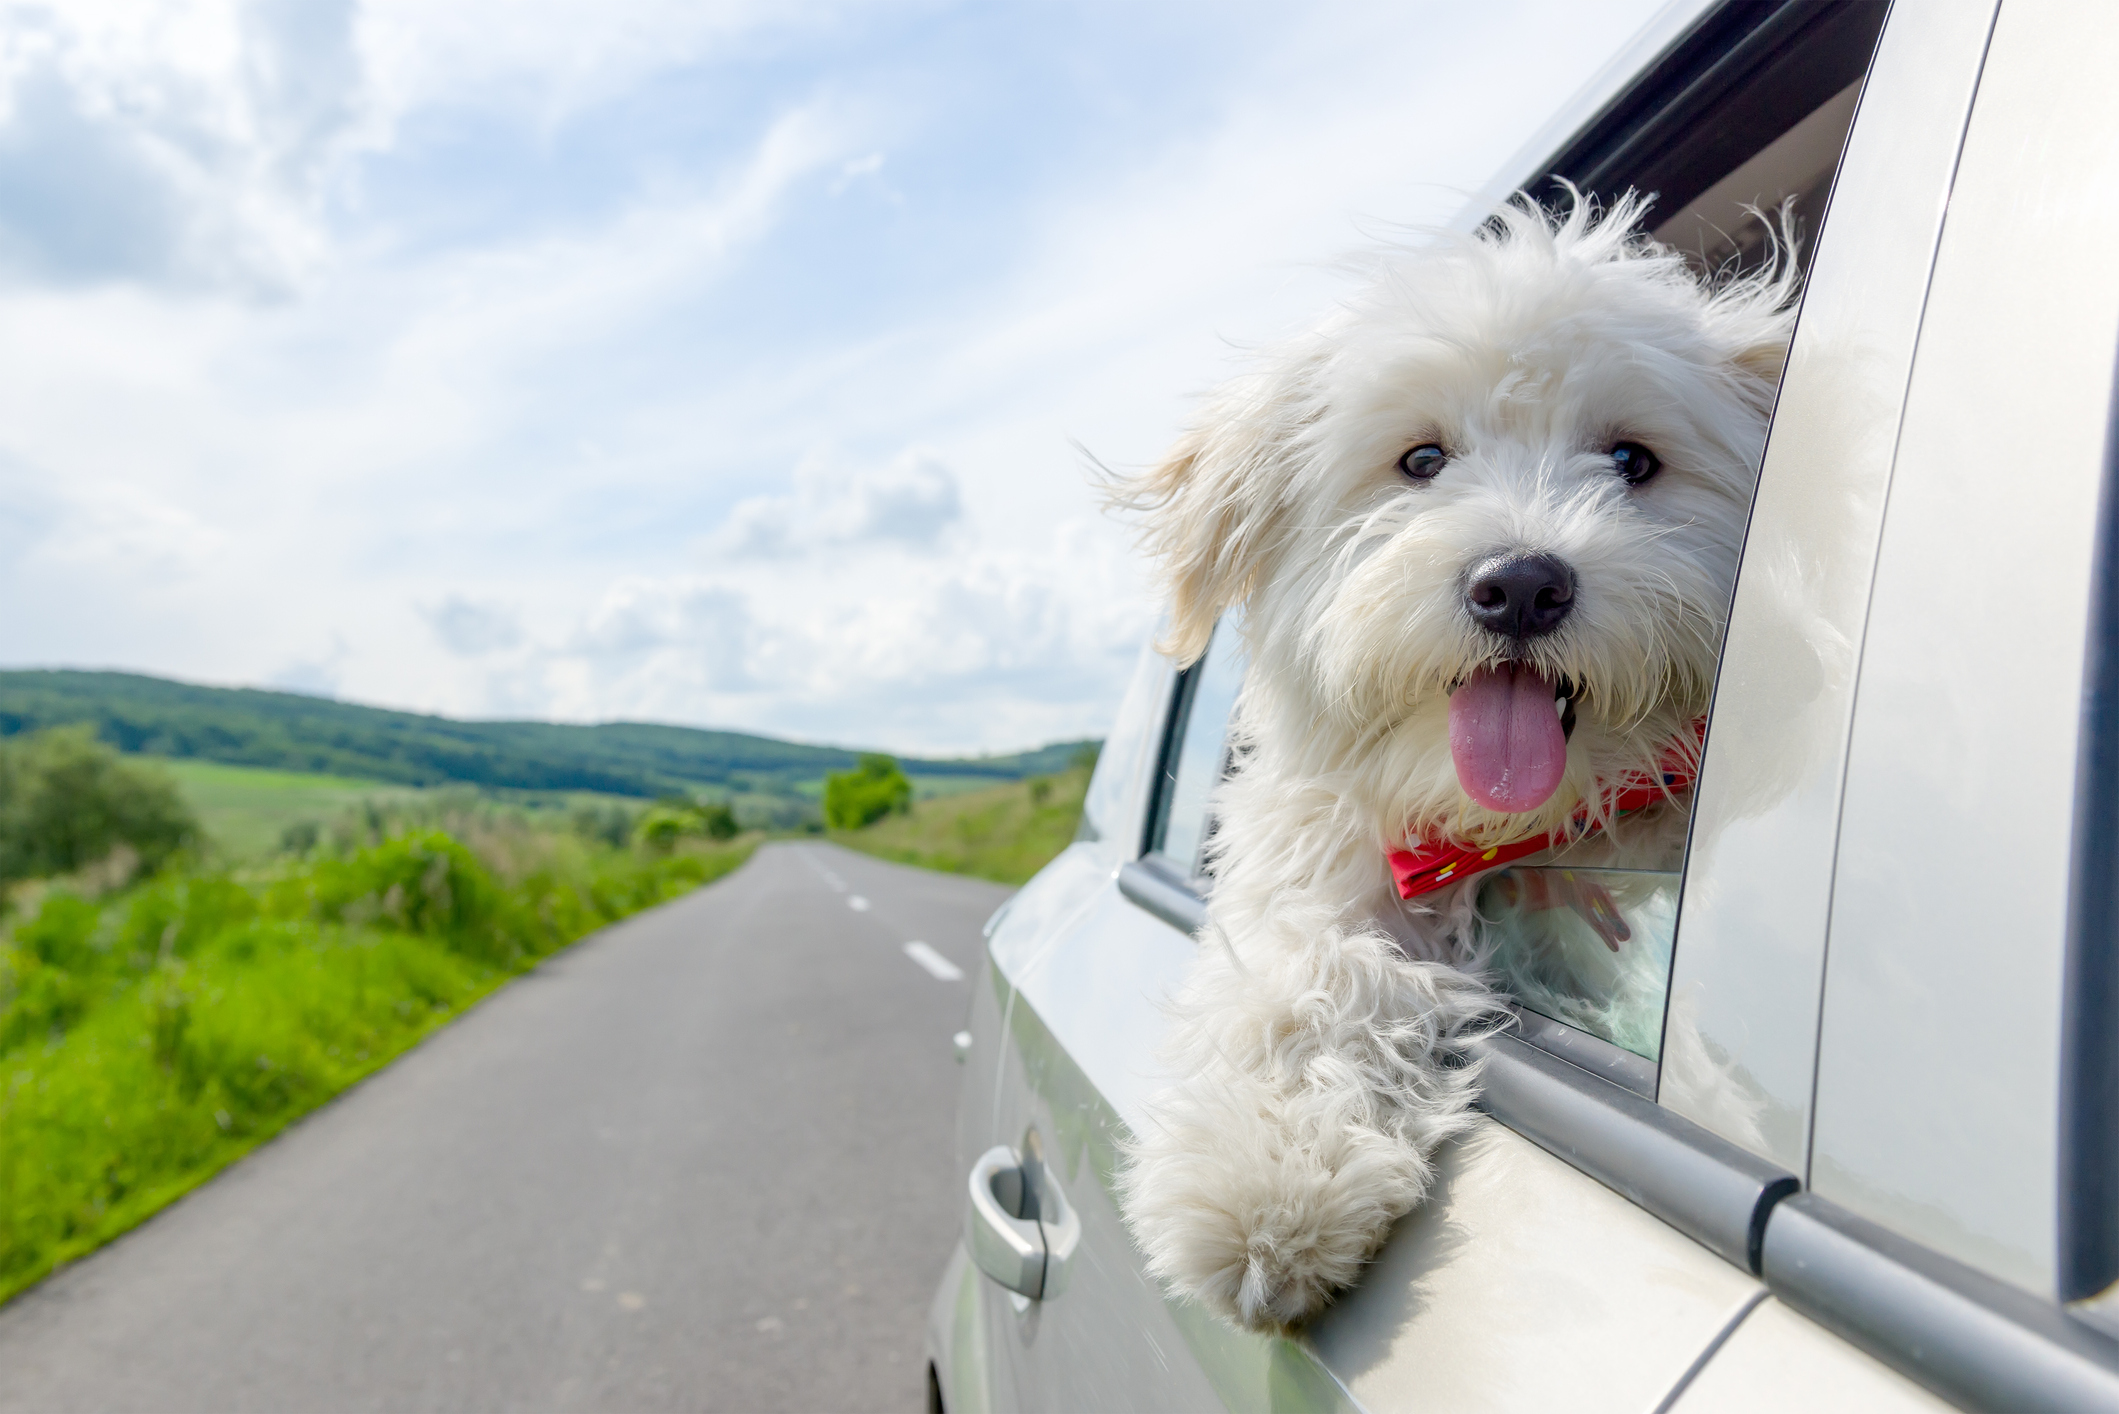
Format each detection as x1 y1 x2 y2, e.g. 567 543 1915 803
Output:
0 0 1680 755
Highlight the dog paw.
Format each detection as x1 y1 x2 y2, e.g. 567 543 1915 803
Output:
1123 1117 1422 1332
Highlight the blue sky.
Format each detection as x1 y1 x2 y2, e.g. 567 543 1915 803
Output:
0 0 1676 753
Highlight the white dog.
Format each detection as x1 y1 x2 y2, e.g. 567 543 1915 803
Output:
1114 191 1798 1330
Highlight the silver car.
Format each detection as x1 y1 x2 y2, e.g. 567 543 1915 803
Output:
927 0 2119 1408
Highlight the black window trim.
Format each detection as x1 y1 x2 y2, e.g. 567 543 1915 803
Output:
2062 346 2119 1307
1537 0 1890 231
1139 656 1205 868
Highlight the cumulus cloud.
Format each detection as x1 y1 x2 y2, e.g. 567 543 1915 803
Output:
570 579 753 688
269 632 350 698
714 449 961 559
423 595 522 656
0 0 364 292
503 518 1148 749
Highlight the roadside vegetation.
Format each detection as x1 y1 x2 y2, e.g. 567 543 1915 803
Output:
821 754 914 829
829 752 1094 885
0 729 753 1305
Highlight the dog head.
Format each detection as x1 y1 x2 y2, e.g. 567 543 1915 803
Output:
1123 192 1798 844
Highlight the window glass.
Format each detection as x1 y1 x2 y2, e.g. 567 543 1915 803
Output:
1078 642 1171 845
1482 4 1887 1066
1153 619 1246 879
1483 868 1680 1060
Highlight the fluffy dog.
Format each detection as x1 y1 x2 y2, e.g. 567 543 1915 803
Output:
1114 191 1798 1330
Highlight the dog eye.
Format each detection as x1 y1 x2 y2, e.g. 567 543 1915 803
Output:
1610 441 1661 486
1398 444 1446 480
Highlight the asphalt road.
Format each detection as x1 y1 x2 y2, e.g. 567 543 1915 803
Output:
0 842 1012 1414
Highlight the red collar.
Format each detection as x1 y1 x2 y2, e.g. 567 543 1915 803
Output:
1386 720 1705 901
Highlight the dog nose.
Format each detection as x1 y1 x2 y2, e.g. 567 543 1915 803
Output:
1465 553 1575 639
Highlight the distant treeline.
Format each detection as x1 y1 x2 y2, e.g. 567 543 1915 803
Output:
0 671 1097 799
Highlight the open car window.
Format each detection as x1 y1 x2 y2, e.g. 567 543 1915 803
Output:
1121 5 1893 1089
1472 1 1888 1073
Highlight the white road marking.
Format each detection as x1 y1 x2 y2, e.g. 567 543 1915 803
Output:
798 849 847 893
903 941 964 982
847 895 870 912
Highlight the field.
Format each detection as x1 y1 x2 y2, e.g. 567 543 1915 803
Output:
829 765 1090 885
159 759 421 860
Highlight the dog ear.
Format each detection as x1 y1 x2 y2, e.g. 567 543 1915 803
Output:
1729 331 1790 388
1115 369 1304 666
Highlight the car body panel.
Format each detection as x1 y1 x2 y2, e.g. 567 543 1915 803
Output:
1810 0 2119 1298
1661 0 1999 1175
1668 1297 1956 1413
1307 1121 1761 1413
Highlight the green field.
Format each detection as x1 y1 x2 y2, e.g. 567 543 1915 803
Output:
829 766 1090 885
159 759 420 860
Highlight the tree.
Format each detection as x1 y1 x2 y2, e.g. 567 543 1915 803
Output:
0 728 199 886
823 754 913 829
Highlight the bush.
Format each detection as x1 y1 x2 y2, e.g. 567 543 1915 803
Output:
635 798 738 852
0 728 198 887
822 754 912 830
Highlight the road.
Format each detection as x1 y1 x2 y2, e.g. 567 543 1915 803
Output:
0 842 1011 1414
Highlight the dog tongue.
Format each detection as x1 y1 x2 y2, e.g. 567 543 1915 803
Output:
1449 664 1567 813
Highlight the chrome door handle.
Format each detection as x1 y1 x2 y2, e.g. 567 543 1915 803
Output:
968 1146 1046 1297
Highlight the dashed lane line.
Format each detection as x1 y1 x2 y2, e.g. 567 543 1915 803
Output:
797 848 847 894
902 942 965 982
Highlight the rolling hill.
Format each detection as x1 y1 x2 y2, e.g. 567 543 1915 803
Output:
0 670 1095 798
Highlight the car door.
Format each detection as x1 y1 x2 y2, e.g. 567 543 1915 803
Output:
1670 0 2119 1405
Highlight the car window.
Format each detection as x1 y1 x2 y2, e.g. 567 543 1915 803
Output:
1146 617 1245 880
1077 642 1173 846
1125 5 1888 1073
1475 1 1886 1067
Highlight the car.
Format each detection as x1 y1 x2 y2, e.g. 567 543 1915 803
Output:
925 0 2119 1408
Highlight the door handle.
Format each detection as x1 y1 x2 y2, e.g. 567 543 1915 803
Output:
968 1146 1046 1297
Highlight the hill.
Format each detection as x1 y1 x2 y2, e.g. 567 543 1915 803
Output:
0 670 1094 799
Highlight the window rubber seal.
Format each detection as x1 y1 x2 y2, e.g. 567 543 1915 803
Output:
1478 1032 1797 1275
1762 1192 2119 1412
1117 856 1207 936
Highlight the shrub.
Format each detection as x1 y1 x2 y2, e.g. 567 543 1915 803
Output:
295 832 515 963
0 728 198 887
636 798 741 852
822 754 912 829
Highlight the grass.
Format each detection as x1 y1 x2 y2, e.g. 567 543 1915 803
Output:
829 766 1090 885
0 819 755 1305
159 758 420 860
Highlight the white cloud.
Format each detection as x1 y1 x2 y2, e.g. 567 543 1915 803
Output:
714 448 961 559
0 0 363 291
423 595 522 656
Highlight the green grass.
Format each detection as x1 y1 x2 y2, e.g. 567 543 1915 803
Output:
159 758 419 860
0 825 756 1305
829 767 1089 885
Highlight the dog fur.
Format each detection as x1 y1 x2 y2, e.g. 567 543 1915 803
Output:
1113 191 1799 1330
